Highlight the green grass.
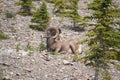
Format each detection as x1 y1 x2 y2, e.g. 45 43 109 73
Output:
0 77 11 80
29 25 46 31
18 12 32 16
111 61 120 71
26 43 35 51
39 41 46 52
0 32 9 40
25 42 35 56
0 9 2 15
50 51 59 55
72 53 82 62
5 10 15 18
101 70 111 80
16 43 20 52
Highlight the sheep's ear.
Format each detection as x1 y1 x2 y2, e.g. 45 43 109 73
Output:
58 28 61 34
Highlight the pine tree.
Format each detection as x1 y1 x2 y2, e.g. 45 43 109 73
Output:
45 0 57 3
53 0 66 15
62 0 84 28
30 2 50 31
53 0 85 30
17 0 34 16
82 0 120 80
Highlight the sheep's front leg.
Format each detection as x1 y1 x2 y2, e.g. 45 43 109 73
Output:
55 46 61 53
60 51 67 54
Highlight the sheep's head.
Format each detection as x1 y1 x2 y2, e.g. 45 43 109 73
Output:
43 27 61 51
44 27 61 39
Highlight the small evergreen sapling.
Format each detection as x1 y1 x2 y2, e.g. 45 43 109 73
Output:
53 0 85 30
30 2 50 31
16 0 34 16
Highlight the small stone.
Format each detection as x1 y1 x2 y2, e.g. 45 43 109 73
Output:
42 53 51 61
63 60 71 65
18 50 29 56
16 73 20 76
23 68 32 72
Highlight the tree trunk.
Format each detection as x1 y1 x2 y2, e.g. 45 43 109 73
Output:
73 21 76 28
94 69 99 80
94 61 99 80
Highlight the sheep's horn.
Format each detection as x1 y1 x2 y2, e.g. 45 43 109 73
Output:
46 27 59 38
52 30 59 38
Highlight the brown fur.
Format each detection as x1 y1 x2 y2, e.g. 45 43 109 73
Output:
44 27 80 54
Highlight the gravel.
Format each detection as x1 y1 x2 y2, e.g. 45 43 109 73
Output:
0 0 120 80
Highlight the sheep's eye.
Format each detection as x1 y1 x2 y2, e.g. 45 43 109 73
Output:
47 31 50 34
51 31 56 36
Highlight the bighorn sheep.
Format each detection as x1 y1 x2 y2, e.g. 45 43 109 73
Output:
44 27 61 52
44 27 82 54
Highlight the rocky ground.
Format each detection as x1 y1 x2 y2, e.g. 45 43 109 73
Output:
0 0 120 80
